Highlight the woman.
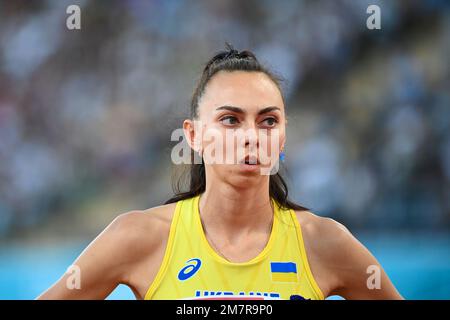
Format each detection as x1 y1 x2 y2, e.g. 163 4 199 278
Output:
38 44 403 300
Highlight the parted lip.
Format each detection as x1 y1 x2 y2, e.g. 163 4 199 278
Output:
239 155 260 165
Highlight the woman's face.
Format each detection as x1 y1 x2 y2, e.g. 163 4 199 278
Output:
185 70 286 187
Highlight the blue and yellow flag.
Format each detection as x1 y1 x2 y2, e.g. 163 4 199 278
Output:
270 262 298 282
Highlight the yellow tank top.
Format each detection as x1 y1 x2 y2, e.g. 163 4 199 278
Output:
144 194 324 300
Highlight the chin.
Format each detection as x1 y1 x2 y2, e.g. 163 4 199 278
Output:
224 167 268 187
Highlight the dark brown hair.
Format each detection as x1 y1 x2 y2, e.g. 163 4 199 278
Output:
165 43 308 211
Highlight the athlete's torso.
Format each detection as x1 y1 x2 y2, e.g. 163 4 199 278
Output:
144 194 324 300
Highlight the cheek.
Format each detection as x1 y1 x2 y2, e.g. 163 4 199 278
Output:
259 129 284 156
257 130 284 174
201 125 231 163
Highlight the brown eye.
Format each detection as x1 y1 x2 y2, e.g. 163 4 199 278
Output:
220 116 239 126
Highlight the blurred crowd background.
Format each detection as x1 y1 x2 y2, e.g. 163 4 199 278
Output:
0 0 449 299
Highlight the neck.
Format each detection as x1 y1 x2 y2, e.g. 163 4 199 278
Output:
198 173 274 243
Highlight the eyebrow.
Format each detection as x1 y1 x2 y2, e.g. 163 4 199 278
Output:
215 105 281 115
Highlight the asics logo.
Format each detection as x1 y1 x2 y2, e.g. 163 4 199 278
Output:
178 258 202 281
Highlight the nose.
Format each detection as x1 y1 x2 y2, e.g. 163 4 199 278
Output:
243 124 259 150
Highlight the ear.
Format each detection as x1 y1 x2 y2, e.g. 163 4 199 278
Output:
183 119 202 155
281 116 288 151
280 135 286 152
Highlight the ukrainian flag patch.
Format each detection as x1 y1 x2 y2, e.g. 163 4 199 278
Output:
270 262 298 283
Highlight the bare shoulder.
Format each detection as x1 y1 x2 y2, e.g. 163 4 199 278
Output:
108 202 177 256
293 210 403 299
36 201 178 299
293 210 352 251
114 202 177 231
292 210 356 297
108 202 178 297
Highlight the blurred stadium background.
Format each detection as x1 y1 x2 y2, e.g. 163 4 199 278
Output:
0 0 449 299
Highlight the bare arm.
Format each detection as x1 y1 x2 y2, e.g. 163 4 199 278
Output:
324 220 403 299
36 211 157 300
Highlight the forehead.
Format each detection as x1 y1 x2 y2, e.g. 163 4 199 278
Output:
198 71 284 113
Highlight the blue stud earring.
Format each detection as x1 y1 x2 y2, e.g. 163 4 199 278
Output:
279 150 285 162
